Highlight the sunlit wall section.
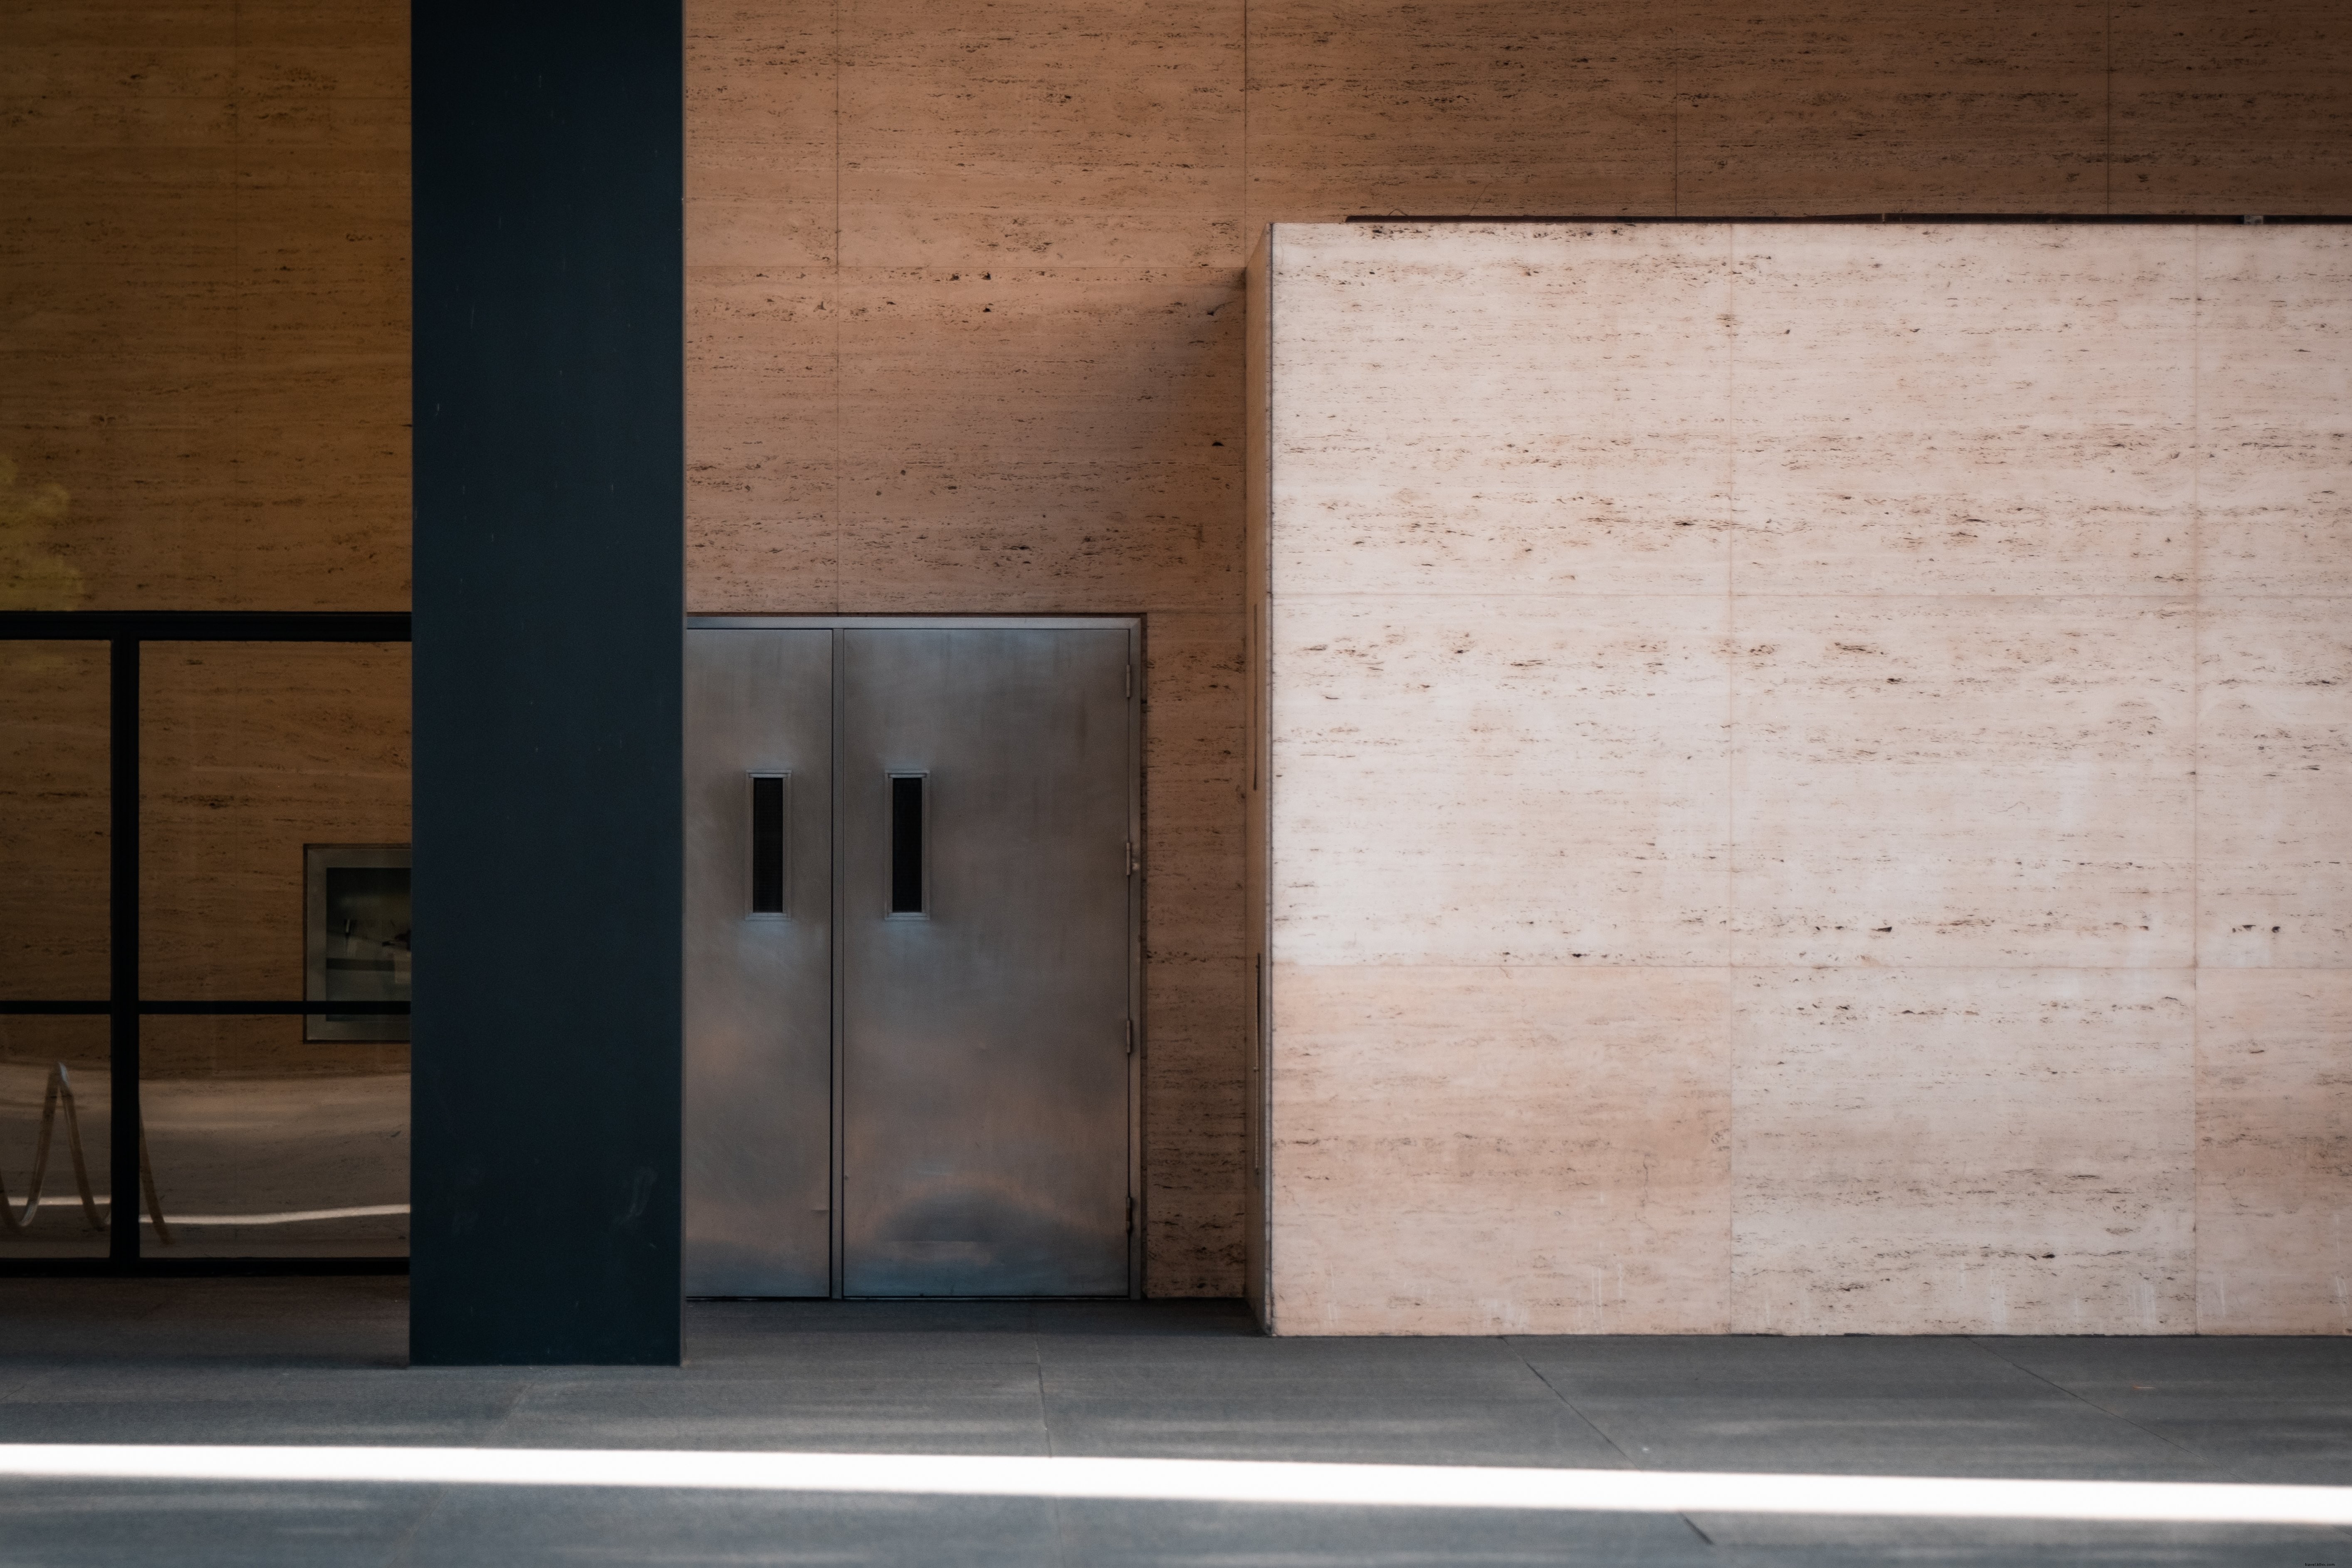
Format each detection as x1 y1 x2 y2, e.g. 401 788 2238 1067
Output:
1253 221 2352 1336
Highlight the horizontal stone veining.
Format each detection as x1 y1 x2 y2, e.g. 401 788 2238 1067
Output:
1259 222 2349 1334
1273 593 1730 968
1271 963 1731 1335
1732 966 2196 1335
2195 968 2352 1333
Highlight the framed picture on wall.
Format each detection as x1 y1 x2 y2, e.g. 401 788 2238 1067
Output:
305 844 411 1043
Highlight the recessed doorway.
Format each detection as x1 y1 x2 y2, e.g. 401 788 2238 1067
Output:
683 618 1142 1299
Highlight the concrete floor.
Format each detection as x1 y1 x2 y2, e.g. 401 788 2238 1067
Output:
0 1280 2346 1566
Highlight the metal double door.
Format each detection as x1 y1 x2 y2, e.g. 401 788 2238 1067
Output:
684 619 1139 1298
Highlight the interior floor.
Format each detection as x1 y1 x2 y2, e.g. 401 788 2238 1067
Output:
0 1279 2345 1566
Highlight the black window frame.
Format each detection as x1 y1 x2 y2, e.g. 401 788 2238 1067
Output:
0 609 411 1276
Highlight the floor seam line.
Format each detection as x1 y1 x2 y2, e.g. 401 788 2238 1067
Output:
1963 1336 2231 1476
1509 1337 1723 1549
379 1481 450 1568
1508 1341 1638 1464
1036 1324 1076 1568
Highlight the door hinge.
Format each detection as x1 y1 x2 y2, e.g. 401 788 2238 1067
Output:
1127 1195 1135 1234
1125 661 1133 699
1125 1018 1135 1056
1125 839 1136 877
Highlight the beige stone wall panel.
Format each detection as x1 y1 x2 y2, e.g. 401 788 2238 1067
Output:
226 0 408 99
2195 968 2352 1332
1273 594 1733 967
3 427 242 604
833 270 1243 612
1243 0 1676 223
1140 612 1247 957
1729 225 2199 596
0 146 239 289
1141 952 1251 1296
1268 225 1735 596
1271 964 1732 1334
685 272 838 608
2197 598 2352 969
1138 610 1252 1289
1731 596 2196 969
1676 0 2110 215
684 0 840 609
687 0 836 270
2198 228 2352 597
2110 0 2352 213
1731 967 2196 1334
1260 223 2346 1331
838 0 1242 271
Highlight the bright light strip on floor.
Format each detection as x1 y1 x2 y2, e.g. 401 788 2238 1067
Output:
0 1446 2345 1526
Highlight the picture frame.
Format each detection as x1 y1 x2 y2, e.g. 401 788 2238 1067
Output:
304 843 411 1043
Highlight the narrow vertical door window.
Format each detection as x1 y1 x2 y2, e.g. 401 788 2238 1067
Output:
887 774 925 915
750 773 787 915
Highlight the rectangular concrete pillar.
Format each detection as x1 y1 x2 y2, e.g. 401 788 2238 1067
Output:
411 0 684 1363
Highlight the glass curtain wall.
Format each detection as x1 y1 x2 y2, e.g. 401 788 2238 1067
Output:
0 641 111 1258
139 642 411 1259
0 636 411 1263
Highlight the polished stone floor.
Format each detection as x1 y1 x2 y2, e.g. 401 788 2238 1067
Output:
0 1278 2347 1566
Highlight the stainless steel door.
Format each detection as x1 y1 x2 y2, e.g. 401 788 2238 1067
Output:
683 629 833 1295
841 628 1133 1296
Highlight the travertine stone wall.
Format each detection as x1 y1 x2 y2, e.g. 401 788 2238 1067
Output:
685 0 2351 1298
8 0 2346 1295
684 0 1254 1293
1251 221 2350 1334
1 0 411 611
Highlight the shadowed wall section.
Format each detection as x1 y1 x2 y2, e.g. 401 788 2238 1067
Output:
0 1 410 610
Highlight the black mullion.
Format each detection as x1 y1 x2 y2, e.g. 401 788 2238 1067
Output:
1 1002 409 1014
0 1258 408 1279
147 1001 410 1015
0 611 410 643
3 615 418 1276
109 636 139 1265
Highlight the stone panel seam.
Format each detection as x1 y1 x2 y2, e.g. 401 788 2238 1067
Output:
2103 0 2115 215
2189 220 2204 1327
1726 219 1741 1324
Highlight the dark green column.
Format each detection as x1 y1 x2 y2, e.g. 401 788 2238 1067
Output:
411 0 683 1364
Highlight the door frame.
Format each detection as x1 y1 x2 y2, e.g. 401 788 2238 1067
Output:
686 615 1146 1299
